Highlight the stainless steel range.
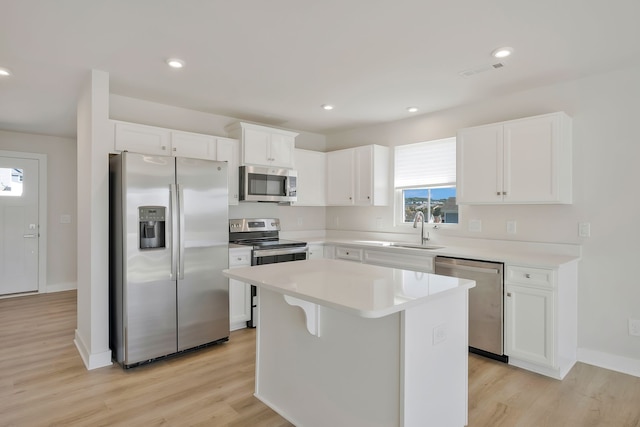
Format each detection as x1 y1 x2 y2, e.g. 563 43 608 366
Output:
229 218 308 327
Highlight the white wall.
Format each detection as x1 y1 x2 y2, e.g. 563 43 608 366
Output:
0 130 76 292
325 62 640 370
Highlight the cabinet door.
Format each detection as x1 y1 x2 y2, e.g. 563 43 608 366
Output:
505 284 555 367
229 250 251 329
171 131 216 160
242 128 271 165
216 137 240 205
308 243 324 259
269 133 295 168
293 149 327 206
504 115 559 203
326 149 354 205
114 122 171 155
354 146 373 205
456 124 503 204
229 278 251 327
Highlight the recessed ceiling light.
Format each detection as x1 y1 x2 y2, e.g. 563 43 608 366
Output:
491 47 513 59
407 107 419 113
0 67 12 77
321 104 334 110
166 58 185 69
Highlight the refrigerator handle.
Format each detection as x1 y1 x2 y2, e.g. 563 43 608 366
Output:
170 184 179 280
178 184 186 280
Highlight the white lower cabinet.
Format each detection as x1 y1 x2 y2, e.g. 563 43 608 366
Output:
504 263 577 379
228 248 251 331
505 283 554 367
307 243 324 260
335 246 363 262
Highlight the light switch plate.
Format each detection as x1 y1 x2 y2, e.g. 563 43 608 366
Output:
60 214 71 224
578 222 591 238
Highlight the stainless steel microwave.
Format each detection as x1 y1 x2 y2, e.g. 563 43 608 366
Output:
239 165 297 203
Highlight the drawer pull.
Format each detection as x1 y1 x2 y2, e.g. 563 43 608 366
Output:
507 292 512 297
525 273 531 279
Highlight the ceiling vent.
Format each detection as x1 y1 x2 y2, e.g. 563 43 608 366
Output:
459 62 505 78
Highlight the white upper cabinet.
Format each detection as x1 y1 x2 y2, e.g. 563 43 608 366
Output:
457 112 572 204
215 137 241 205
226 122 298 168
113 121 240 204
293 149 327 206
115 121 217 159
327 144 389 206
170 130 216 160
327 148 354 205
114 122 171 155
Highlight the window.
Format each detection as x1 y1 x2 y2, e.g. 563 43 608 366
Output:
0 168 23 197
394 137 458 224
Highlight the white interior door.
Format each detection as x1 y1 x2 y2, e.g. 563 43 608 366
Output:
0 156 39 295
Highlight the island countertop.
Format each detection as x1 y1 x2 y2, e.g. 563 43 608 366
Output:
223 258 475 319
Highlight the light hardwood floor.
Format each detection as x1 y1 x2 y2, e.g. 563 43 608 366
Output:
1 290 639 427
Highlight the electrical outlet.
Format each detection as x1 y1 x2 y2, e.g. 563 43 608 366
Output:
433 323 447 345
629 318 640 336
468 219 482 232
578 222 591 238
297 217 303 226
507 220 517 234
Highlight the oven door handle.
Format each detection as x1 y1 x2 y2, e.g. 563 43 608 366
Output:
253 246 308 258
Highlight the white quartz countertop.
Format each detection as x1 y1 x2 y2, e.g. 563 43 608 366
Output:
223 259 475 319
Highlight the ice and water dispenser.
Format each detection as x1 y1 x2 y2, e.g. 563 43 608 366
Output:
138 206 166 249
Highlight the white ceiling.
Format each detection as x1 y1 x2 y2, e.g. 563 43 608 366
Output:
2 0 640 139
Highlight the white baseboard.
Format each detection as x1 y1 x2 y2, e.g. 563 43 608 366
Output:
46 281 77 293
74 329 113 370
578 348 640 378
230 321 248 332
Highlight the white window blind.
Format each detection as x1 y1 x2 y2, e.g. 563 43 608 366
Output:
394 137 456 188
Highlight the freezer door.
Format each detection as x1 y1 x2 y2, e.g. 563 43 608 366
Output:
176 157 229 351
122 152 178 365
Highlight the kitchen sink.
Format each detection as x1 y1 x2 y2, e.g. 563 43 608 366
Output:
388 243 444 250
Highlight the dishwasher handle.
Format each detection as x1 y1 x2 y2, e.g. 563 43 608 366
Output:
435 261 501 275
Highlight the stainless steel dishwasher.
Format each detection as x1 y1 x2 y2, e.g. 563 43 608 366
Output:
435 256 507 362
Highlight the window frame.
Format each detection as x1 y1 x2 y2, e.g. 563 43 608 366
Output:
393 137 459 229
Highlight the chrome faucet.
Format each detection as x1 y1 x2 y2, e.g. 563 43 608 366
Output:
413 211 429 245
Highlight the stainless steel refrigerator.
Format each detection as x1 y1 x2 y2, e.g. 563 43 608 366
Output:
109 152 229 368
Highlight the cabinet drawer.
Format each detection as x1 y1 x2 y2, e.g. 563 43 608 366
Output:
506 265 555 288
229 251 251 267
335 247 363 262
364 250 434 273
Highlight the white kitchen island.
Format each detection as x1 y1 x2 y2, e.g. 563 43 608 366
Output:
223 259 475 427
